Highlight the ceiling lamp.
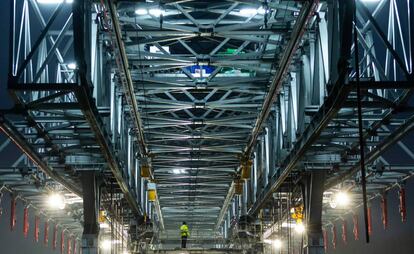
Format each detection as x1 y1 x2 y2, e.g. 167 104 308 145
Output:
239 8 258 16
135 8 148 15
330 191 351 208
149 8 164 17
273 239 282 249
294 222 306 234
47 193 66 210
37 0 73 4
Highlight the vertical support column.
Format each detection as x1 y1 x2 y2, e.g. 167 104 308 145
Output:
241 182 248 215
253 152 258 202
81 171 100 254
302 171 326 254
73 0 92 86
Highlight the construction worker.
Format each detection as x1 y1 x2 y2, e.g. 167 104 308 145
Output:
180 221 189 248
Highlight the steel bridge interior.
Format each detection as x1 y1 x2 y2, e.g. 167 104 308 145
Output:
0 0 414 253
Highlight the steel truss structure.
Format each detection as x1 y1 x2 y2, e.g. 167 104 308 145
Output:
0 0 414 253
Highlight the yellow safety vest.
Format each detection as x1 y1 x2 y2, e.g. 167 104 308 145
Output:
180 224 189 237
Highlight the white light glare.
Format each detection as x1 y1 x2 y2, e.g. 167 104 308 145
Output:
239 8 258 16
273 239 282 249
122 251 130 254
149 8 165 17
295 223 306 234
37 0 73 4
100 222 110 229
47 193 66 210
257 7 266 15
334 191 350 208
135 8 148 15
67 62 77 70
362 0 381 2
100 239 111 250
173 169 185 174
264 239 272 244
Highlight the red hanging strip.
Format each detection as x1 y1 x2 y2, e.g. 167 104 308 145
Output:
353 214 359 240
73 240 77 254
381 194 388 229
34 215 40 242
61 230 65 254
367 206 372 235
44 221 49 246
67 237 72 254
323 228 328 253
10 197 16 231
332 225 337 249
0 193 3 216
23 207 29 238
342 220 347 244
399 187 407 222
53 224 58 250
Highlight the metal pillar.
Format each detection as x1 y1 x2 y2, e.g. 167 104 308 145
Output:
302 171 326 254
81 171 100 254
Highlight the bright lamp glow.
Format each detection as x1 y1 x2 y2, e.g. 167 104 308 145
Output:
37 0 73 3
172 169 185 174
135 8 148 15
330 191 350 208
239 8 258 16
273 239 282 249
257 7 266 15
122 251 130 254
100 239 111 250
47 193 66 210
295 223 306 234
100 222 110 229
264 239 272 244
67 62 77 70
149 8 164 17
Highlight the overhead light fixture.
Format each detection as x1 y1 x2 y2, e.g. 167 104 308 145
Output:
100 239 111 250
294 222 305 234
67 62 77 70
99 222 110 229
135 8 148 15
149 8 164 17
273 239 282 249
330 191 350 208
37 0 73 4
257 7 266 15
172 169 185 174
239 8 258 16
264 239 272 244
47 193 66 210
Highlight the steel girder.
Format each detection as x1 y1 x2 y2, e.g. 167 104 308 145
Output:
113 0 302 240
0 0 147 246
237 0 414 251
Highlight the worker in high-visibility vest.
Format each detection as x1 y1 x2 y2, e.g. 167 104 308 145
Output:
180 221 190 248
